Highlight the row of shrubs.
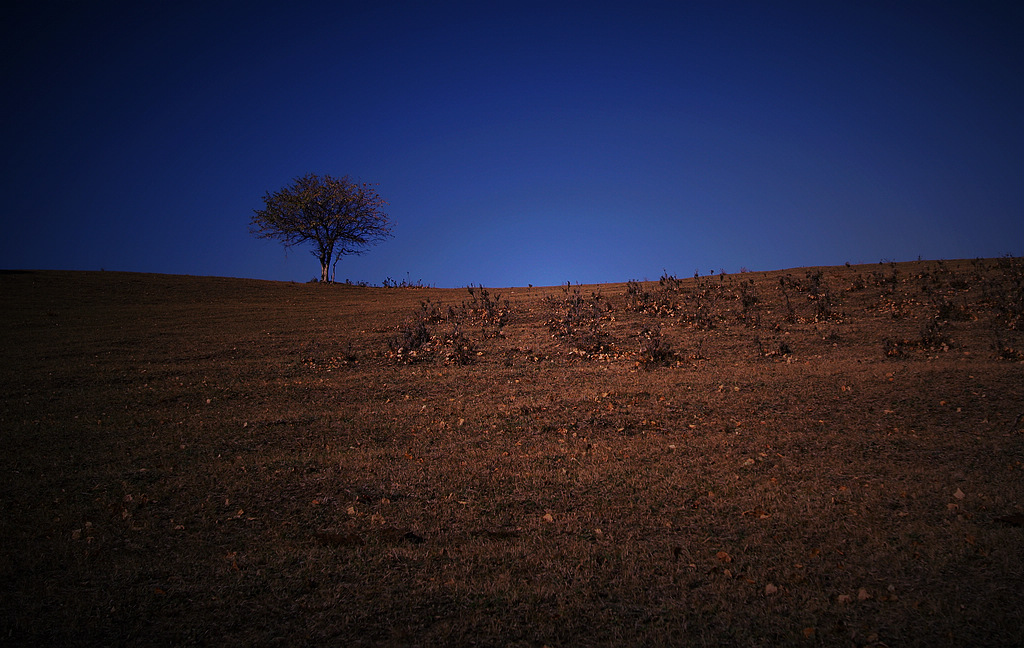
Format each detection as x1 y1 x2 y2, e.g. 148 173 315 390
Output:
381 258 1023 367
623 270 841 328
387 286 510 365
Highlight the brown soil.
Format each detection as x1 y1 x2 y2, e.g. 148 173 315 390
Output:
1 258 1022 646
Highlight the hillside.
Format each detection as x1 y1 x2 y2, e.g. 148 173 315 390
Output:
1 258 1022 646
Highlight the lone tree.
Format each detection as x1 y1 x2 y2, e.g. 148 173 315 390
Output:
251 173 393 282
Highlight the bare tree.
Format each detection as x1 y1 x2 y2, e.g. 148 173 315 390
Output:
251 173 393 282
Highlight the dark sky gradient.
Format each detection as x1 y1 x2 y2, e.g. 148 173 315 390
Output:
2 1 1021 287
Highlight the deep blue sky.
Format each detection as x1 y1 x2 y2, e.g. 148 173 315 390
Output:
2 1 1021 287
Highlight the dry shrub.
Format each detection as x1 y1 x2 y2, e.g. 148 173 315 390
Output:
636 327 677 368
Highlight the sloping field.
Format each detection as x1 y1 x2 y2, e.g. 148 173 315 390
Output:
1 259 1022 646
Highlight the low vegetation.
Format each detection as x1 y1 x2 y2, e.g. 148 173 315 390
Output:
1 257 1023 646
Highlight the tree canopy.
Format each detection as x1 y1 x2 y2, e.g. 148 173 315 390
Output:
251 173 393 282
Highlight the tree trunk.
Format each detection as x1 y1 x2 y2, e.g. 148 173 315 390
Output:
320 243 334 283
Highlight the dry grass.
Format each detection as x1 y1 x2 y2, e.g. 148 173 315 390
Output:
1 258 1023 646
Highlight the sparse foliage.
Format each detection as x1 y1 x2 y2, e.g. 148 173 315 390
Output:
689 273 724 329
546 283 612 355
738 279 761 327
460 285 511 338
388 317 432 363
251 173 392 282
637 327 677 368
387 289 512 364
626 274 684 317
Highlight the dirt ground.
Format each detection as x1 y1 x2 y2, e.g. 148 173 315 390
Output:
1 258 1022 646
